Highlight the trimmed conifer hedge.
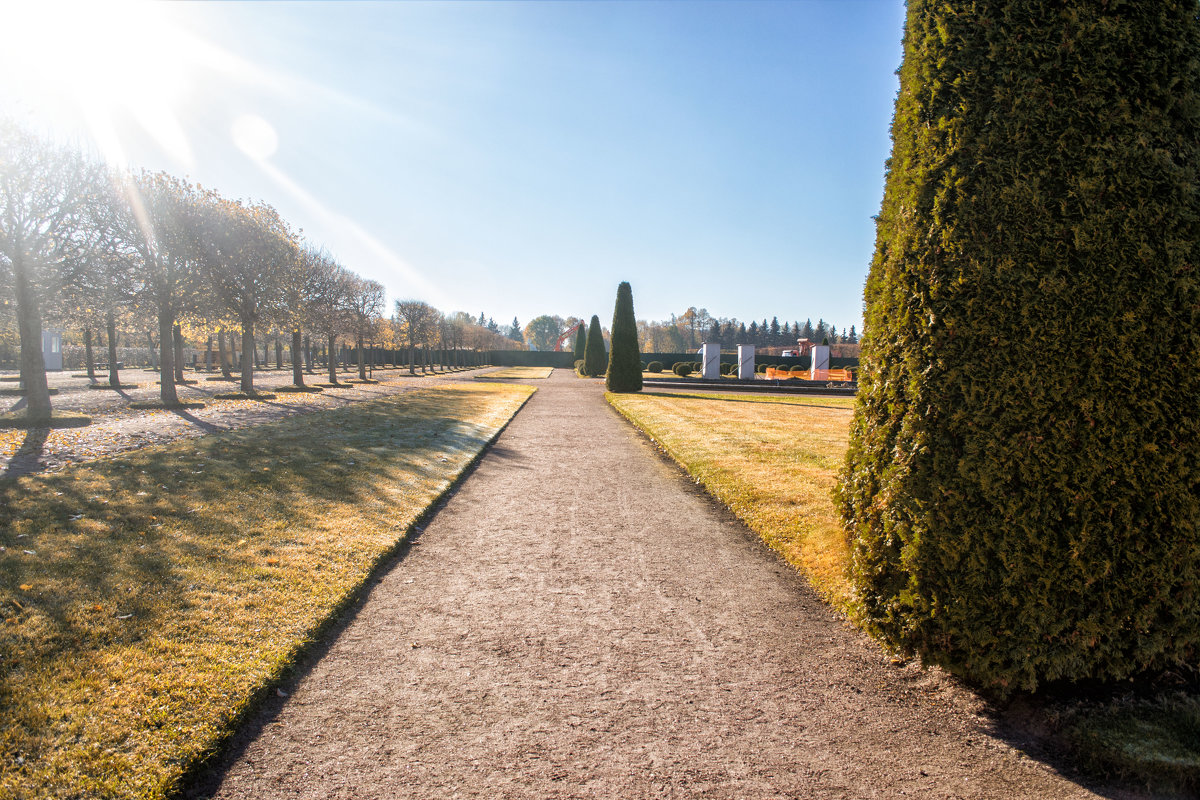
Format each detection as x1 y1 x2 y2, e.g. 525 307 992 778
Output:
582 315 606 377
606 282 642 392
837 0 1200 692
573 321 587 363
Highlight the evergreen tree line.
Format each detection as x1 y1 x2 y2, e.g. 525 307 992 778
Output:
640 307 857 353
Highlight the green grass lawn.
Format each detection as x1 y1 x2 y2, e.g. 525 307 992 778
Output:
482 366 554 380
0 382 534 799
607 390 856 611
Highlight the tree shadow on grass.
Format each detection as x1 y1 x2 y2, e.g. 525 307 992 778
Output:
171 408 223 435
1 425 48 479
0 386 515 792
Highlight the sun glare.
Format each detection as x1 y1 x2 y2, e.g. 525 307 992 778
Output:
0 0 197 165
231 114 279 161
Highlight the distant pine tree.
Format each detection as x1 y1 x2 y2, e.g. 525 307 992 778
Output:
606 282 642 392
573 320 587 362
582 315 606 376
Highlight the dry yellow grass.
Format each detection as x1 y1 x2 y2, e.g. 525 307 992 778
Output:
0 383 533 799
482 366 554 380
607 391 855 611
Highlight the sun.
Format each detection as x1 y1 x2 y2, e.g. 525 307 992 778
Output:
0 0 200 165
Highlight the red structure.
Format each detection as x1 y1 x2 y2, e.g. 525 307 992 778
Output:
553 322 583 352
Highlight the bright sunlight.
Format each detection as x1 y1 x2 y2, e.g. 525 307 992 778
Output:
0 1 210 165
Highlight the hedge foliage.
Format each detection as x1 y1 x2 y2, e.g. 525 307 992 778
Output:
573 321 587 363
837 0 1200 692
582 315 606 377
606 282 642 392
647 361 663 373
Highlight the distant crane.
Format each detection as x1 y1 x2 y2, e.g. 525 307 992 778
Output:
553 321 584 352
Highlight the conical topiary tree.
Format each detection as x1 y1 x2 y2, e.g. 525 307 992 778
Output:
606 281 642 392
837 1 1200 693
582 314 606 377
573 319 587 363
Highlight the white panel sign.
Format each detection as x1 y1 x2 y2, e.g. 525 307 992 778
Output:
701 343 721 379
737 345 755 379
810 344 831 379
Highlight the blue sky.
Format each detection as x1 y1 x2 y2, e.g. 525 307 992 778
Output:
0 0 905 333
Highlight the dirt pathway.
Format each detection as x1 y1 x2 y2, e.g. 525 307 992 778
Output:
196 370 1108 799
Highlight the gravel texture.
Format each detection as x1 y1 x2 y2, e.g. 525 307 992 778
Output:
192 370 1112 799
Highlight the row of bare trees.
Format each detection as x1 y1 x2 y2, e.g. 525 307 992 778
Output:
0 122 516 423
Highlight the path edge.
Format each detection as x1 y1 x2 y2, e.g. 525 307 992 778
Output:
176 384 538 799
604 392 858 621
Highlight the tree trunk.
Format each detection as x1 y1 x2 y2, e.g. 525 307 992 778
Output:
409 344 416 374
106 311 120 388
357 332 367 380
304 334 313 373
84 328 96 382
327 334 338 384
13 257 52 422
291 329 304 388
218 328 232 378
241 323 256 393
275 337 283 370
262 339 269 369
173 324 185 383
205 336 213 372
147 331 158 370
158 308 178 405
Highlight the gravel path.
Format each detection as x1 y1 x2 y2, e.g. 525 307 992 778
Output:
0 366 490 478
193 370 1108 799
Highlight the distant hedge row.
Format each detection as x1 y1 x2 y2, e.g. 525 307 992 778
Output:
644 353 858 371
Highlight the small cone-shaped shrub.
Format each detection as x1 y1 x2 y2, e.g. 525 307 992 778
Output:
582 315 606 377
837 1 1200 692
606 282 642 392
573 321 587 363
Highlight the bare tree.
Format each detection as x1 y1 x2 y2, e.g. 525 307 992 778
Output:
278 244 328 389
307 257 354 386
347 276 385 380
393 299 439 375
197 196 296 394
0 122 102 421
109 171 206 406
59 168 147 388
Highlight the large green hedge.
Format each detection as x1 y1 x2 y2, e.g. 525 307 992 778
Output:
582 315 606 377
606 282 642 392
837 0 1200 692
573 320 587 363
